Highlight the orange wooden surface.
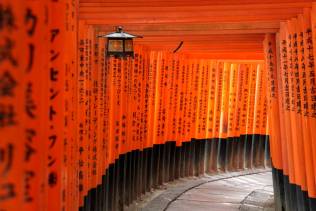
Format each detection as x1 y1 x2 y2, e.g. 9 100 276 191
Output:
4 1 316 210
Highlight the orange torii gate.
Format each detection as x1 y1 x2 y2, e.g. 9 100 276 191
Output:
1 1 316 211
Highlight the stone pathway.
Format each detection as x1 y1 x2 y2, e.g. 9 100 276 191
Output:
129 170 274 211
166 172 274 211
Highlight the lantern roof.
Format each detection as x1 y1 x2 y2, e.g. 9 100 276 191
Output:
103 26 142 39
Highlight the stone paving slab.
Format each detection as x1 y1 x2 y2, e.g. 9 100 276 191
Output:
240 189 274 211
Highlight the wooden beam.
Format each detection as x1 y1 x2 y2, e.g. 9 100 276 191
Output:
80 8 304 23
79 0 312 7
80 2 311 11
79 0 312 56
174 52 264 60
94 21 279 32
135 40 263 45
83 17 298 25
136 43 264 50
123 34 265 42
96 29 277 36
143 45 263 50
147 48 263 53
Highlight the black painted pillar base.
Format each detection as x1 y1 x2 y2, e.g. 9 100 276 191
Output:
218 138 227 172
152 144 160 188
244 135 252 169
225 138 233 171
272 167 316 211
238 135 246 170
80 136 274 211
174 146 181 180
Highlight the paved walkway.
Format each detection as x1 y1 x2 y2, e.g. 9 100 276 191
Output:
166 172 274 211
128 170 274 211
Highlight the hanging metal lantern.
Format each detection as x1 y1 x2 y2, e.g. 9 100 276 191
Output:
99 26 142 58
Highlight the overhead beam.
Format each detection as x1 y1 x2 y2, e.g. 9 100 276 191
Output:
96 29 278 36
94 21 279 32
142 43 264 48
80 8 304 23
174 52 264 60
79 0 312 7
145 46 263 52
122 34 265 42
83 16 299 25
134 40 264 45
80 2 311 11
78 0 312 56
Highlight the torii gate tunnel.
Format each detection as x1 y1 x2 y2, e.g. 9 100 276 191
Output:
1 0 316 211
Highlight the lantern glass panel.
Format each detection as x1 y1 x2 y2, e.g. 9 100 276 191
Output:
125 39 133 52
108 39 123 52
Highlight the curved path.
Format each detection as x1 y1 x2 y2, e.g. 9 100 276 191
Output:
166 171 274 211
130 170 274 211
